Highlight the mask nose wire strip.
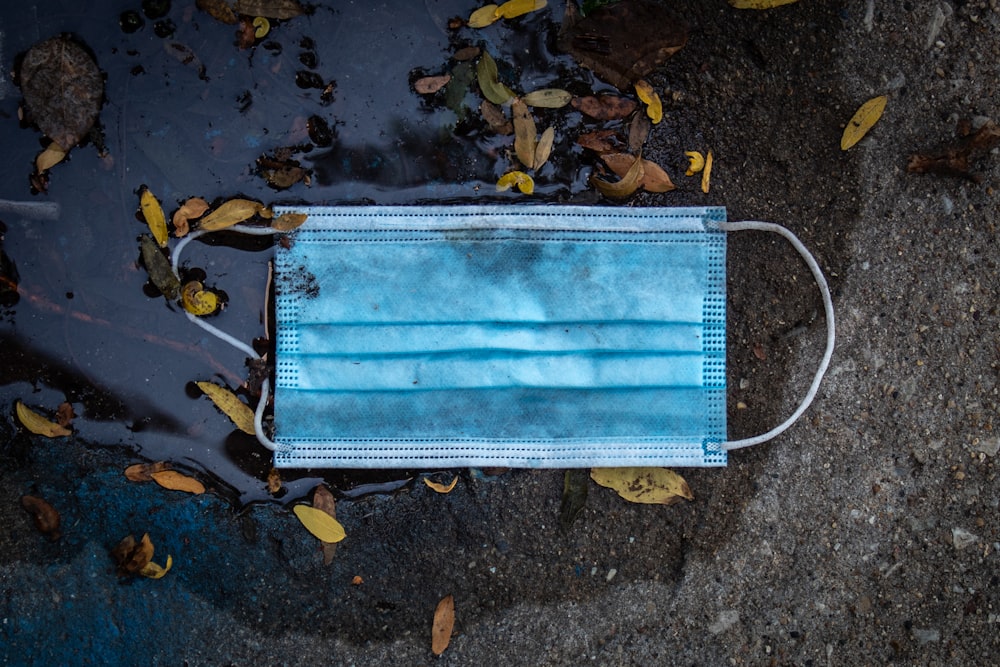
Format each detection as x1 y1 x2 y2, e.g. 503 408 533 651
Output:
716 221 836 451
172 225 284 452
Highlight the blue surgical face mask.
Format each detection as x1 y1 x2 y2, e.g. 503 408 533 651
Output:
254 205 834 469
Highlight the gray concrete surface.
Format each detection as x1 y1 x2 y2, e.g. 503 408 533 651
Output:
3 1 1000 665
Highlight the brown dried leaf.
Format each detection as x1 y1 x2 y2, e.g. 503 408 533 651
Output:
452 46 481 62
590 153 645 198
512 98 537 169
172 197 209 238
432 594 456 656
571 95 637 121
267 467 283 494
21 495 61 540
600 153 675 193
313 484 339 565
480 100 513 134
56 402 75 428
124 461 170 482
414 75 452 95
628 112 652 153
196 0 238 24
233 0 304 19
111 533 154 576
151 470 206 495
576 129 619 153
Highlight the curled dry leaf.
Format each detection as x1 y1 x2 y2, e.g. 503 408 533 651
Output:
140 186 169 248
139 235 181 300
590 467 694 505
172 197 209 238
198 198 265 232
15 400 72 437
252 17 271 39
432 594 456 656
496 170 535 194
684 151 705 176
634 79 662 124
140 554 173 579
477 51 515 105
468 4 501 27
271 212 308 231
600 153 675 193
590 153 644 198
196 381 256 435
21 495 61 540
571 95 637 121
512 99 537 169
35 142 67 173
841 95 887 151
111 533 172 579
151 469 206 495
181 281 220 316
293 504 347 543
414 75 452 95
521 88 572 108
423 475 459 493
124 461 170 482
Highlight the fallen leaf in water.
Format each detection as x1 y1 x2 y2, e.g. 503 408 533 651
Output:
414 75 452 94
559 469 589 531
271 212 308 231
172 197 209 238
198 198 265 232
15 400 72 437
294 504 347 543
257 148 310 190
521 88 572 108
590 467 694 504
512 99 537 168
21 495 61 540
112 533 172 579
477 51 516 105
35 142 67 173
468 4 501 27
497 0 547 19
124 461 170 482
139 235 181 300
151 470 206 494
841 95 886 150
480 100 513 134
634 79 662 124
196 381 256 434
496 170 535 194
233 0 305 19
424 475 459 493
55 402 75 428
181 281 219 316
590 152 644 198
196 0 238 24
684 150 705 176
432 594 455 655
628 112 651 152
907 119 1000 183
253 17 271 39
702 150 713 193
576 129 620 153
312 484 339 564
534 126 555 170
453 46 481 61
140 186 169 248
729 0 800 8
600 153 674 192
571 95 637 121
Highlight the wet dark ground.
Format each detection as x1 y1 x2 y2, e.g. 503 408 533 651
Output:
4 0 999 664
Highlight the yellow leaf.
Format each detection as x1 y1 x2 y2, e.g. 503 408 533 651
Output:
634 80 662 124
702 150 713 194
35 142 67 172
841 95 887 150
728 0 799 7
590 153 645 198
252 16 270 39
496 0 546 18
151 470 206 495
293 504 347 543
684 151 705 176
496 171 535 194
15 401 72 437
196 381 256 434
468 4 500 27
172 197 209 238
140 186 169 248
181 281 219 316
271 212 308 232
512 98 537 169
140 554 173 579
600 153 675 193
424 476 459 493
198 198 264 232
590 467 694 505
521 88 572 108
476 51 516 105
432 594 455 656
533 126 555 171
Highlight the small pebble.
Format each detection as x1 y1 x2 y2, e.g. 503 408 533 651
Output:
952 527 979 550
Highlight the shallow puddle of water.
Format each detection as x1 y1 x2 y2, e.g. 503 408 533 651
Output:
0 0 609 504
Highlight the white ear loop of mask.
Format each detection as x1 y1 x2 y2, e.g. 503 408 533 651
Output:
171 219 834 456
716 221 836 451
